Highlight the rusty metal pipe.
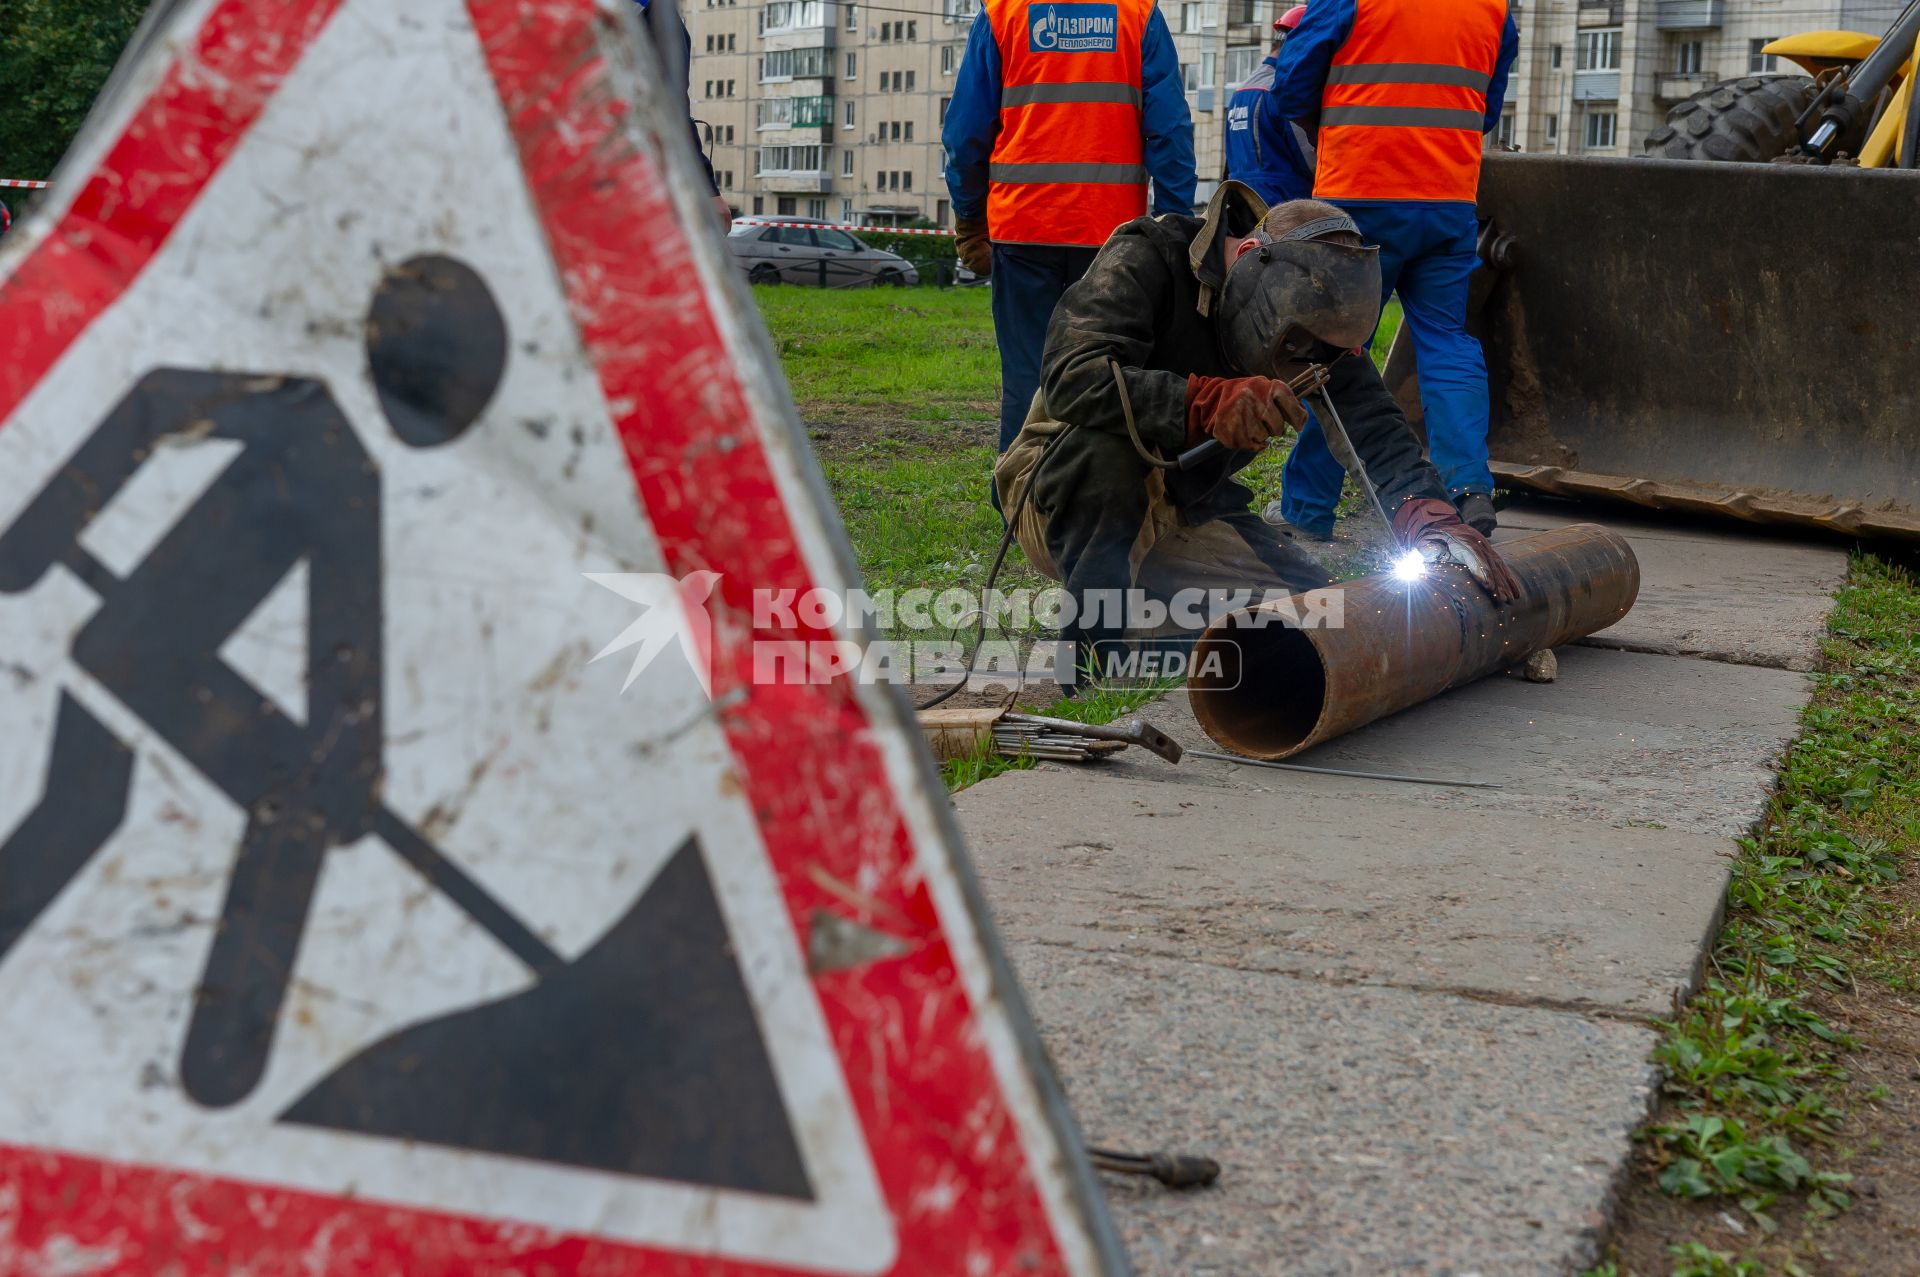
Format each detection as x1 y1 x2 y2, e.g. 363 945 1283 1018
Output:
1187 524 1639 759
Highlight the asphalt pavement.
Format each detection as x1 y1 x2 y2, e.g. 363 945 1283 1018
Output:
952 496 1850 1275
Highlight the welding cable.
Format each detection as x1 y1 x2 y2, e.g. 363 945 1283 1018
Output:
912 421 1077 712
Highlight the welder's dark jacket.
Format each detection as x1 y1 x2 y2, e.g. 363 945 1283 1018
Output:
1031 203 1448 519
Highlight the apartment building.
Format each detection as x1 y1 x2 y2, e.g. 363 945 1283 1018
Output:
1498 0 1908 159
685 1 1908 223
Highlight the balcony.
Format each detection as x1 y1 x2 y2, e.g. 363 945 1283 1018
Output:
1656 72 1711 100
755 93 836 134
759 172 834 194
1578 1 1624 27
1656 0 1724 31
1572 70 1621 101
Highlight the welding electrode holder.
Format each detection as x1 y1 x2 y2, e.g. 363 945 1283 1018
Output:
1171 363 1330 472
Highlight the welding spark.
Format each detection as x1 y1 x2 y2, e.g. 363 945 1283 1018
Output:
1390 549 1428 584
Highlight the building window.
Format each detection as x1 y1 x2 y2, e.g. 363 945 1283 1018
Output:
1550 44 1562 69
936 197 949 226
1182 62 1199 92
728 34 736 50
940 95 951 124
891 121 902 140
842 198 854 220
764 1 824 34
1181 3 1200 34
761 48 830 81
705 35 713 52
752 196 764 214
907 20 917 39
943 0 979 22
757 95 834 128
845 51 856 78
905 121 914 141
846 3 858 32
842 150 854 175
903 171 912 190
1495 111 1516 146
727 125 736 143
1544 113 1558 144
1226 45 1260 88
1202 0 1219 28
704 80 714 97
880 21 891 40
777 197 797 215
844 100 856 127
906 70 916 91
1749 37 1780 73
1676 40 1702 74
759 144 826 172
726 79 735 96
1584 110 1617 150
808 198 827 219
1577 29 1621 72
942 44 956 74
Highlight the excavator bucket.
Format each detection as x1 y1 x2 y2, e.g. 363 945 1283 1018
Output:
1386 154 1920 540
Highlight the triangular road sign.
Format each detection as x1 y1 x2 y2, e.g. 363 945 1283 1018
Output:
0 2 1127 1273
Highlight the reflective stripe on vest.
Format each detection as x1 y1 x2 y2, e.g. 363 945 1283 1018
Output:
985 0 1152 246
1312 0 1508 203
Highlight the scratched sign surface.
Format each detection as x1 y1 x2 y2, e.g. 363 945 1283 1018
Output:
0 1 1124 1273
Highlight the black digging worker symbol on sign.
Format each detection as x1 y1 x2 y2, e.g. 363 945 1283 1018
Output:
0 256 813 1198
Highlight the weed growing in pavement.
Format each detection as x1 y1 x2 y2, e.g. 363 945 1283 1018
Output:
1636 554 1920 1241
1665 1241 1769 1277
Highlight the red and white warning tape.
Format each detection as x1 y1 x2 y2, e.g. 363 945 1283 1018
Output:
1 179 50 189
730 217 955 238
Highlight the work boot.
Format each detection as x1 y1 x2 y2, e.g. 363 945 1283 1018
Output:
1260 499 1334 542
1454 491 1498 537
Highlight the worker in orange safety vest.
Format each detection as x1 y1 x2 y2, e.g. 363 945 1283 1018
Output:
942 0 1196 480
1259 0 1517 540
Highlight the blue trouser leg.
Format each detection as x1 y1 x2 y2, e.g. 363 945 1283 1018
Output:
1388 203 1493 498
1277 408 1343 535
990 243 1097 456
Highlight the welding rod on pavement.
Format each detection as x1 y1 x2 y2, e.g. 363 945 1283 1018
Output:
1087 1145 1221 1189
1188 749 1502 789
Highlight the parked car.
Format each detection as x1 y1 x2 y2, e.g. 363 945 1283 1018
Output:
727 217 919 288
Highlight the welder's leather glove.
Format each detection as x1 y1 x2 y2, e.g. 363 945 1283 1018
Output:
1392 498 1523 603
1185 374 1308 452
955 216 992 277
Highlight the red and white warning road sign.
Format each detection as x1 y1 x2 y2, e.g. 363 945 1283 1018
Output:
0 1 1124 1273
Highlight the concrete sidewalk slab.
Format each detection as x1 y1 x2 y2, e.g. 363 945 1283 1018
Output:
958 767 1729 1016
1083 645 1810 836
1495 500 1848 671
1018 946 1655 1277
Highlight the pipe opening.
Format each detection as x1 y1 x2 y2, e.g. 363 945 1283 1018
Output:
1189 615 1328 759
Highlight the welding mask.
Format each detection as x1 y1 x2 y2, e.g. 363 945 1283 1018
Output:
1215 213 1382 379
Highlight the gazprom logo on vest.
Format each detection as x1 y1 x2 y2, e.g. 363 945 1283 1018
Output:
1029 3 1119 52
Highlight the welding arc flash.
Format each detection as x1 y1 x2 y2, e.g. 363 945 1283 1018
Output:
1391 550 1428 583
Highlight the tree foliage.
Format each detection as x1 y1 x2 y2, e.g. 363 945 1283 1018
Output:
0 0 151 180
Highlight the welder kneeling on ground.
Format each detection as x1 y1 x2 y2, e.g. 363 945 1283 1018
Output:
994 183 1520 680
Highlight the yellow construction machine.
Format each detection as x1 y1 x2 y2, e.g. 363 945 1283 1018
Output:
1391 2 1920 540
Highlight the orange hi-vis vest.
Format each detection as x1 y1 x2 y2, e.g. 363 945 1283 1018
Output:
1313 0 1508 203
986 0 1152 246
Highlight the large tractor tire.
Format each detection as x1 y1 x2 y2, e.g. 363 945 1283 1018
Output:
1644 74 1819 161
